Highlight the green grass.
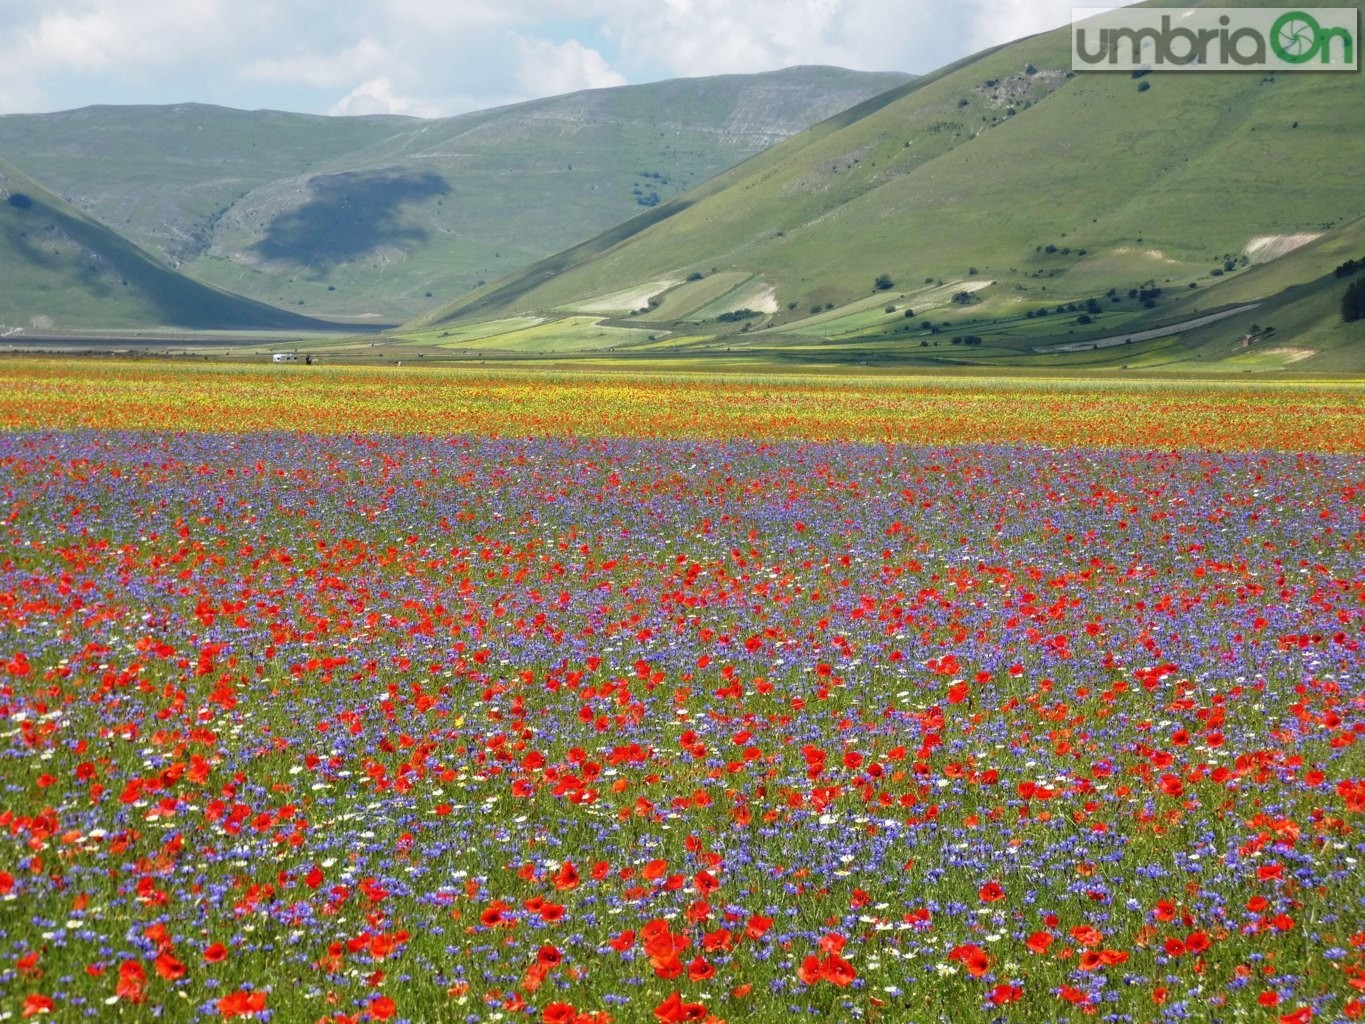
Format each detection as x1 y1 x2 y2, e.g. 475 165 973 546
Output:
394 315 664 355
638 272 754 320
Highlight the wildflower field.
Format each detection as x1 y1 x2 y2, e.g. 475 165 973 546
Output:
1 361 1363 1024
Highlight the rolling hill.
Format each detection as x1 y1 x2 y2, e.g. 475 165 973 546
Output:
0 68 910 322
0 159 342 333
411 0 1364 371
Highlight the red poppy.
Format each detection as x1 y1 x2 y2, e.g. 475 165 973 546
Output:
536 944 562 966
653 991 707 1023
949 944 991 977
539 902 566 922
153 952 186 981
979 881 1005 902
694 870 719 895
1026 931 1054 955
21 994 54 1018
687 956 714 982
216 990 266 1018
990 984 1024 1005
822 953 856 987
115 961 147 1003
1070 924 1102 947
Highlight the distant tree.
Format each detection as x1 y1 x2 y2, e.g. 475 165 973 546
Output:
874 274 894 291
1137 80 1152 92
6 193 32 209
687 271 704 281
1344 278 1365 323
903 308 916 318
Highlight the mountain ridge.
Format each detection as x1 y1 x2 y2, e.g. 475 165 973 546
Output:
0 67 911 322
404 4 1364 372
0 157 343 332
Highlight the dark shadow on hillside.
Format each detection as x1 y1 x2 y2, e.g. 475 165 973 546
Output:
252 169 449 274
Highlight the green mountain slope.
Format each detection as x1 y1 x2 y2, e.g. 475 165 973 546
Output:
0 68 909 321
414 2 1363 369
0 104 408 264
0 159 339 332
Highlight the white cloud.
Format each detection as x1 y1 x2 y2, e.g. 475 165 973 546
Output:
966 0 1077 51
515 36 626 98
602 0 944 79
15 0 241 71
0 0 1091 116
20 9 121 70
328 76 443 117
242 39 392 89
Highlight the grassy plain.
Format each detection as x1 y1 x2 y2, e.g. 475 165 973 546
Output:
0 361 1361 1024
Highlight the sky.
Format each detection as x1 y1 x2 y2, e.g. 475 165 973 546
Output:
0 0 1082 118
